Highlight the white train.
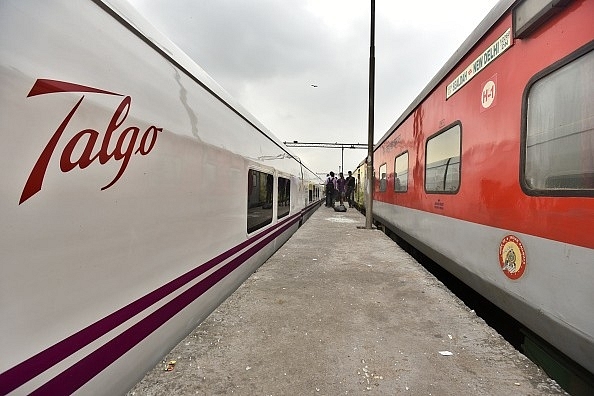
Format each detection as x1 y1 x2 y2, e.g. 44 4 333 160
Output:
0 0 322 394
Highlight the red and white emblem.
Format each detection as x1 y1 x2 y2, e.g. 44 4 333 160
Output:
481 74 497 111
498 235 527 280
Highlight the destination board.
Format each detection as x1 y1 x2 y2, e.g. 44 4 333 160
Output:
446 28 512 99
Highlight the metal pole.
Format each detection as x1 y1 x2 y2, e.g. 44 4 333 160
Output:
341 146 344 175
365 0 375 229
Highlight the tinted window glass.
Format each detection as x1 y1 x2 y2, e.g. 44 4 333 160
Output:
379 163 387 192
278 177 290 218
247 169 273 233
394 152 409 192
425 124 461 193
525 50 594 192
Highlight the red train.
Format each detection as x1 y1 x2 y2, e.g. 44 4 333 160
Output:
361 0 594 381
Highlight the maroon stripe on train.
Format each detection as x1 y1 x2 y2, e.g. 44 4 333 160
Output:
30 218 297 395
0 214 298 395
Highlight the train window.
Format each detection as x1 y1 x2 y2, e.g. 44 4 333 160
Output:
394 152 409 192
425 123 461 193
277 177 291 218
523 48 594 195
379 163 387 192
247 169 274 233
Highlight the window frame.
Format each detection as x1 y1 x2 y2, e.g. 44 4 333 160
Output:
394 151 409 193
424 121 462 195
520 41 594 197
277 175 291 219
378 163 388 192
246 168 274 234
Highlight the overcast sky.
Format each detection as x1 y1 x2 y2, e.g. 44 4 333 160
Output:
126 0 499 175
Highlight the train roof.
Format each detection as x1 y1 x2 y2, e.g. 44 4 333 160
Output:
95 0 322 182
375 0 516 149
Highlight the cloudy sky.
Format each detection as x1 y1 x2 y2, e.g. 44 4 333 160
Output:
126 0 499 175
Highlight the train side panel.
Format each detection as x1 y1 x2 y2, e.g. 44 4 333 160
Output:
0 0 320 394
372 0 594 374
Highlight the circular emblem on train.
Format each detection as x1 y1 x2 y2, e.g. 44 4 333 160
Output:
481 79 496 109
498 235 526 280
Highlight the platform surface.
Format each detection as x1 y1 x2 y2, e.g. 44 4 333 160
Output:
129 205 566 395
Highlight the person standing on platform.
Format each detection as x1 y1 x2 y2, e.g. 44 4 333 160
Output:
336 172 346 206
325 172 336 207
346 171 356 208
324 174 330 207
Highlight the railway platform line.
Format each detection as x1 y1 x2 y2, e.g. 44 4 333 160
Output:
129 205 565 395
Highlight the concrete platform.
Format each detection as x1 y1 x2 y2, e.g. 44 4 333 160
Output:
128 205 566 395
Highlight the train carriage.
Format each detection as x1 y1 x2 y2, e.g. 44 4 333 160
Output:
353 159 368 210
0 0 322 394
369 0 594 380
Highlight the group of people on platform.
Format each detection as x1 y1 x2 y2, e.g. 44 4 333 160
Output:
325 170 356 208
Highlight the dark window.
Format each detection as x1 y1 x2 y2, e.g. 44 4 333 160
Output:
425 123 461 193
379 163 387 192
394 152 409 192
523 49 594 194
277 177 290 218
247 169 273 233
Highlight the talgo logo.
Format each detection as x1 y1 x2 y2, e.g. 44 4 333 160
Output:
20 79 163 204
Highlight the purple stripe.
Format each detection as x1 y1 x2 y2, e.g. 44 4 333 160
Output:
0 214 298 395
30 218 297 395
303 200 321 216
